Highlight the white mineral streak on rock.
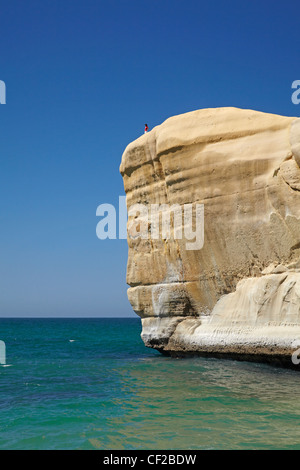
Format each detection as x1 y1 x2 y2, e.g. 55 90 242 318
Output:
120 107 300 365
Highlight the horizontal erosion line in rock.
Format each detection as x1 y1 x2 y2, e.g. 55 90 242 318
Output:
128 270 300 289
128 278 235 288
141 313 197 319
125 182 282 205
156 123 292 157
128 280 199 288
121 123 291 176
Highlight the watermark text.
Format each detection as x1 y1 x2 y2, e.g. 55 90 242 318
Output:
291 80 300 105
0 80 6 104
0 341 6 365
96 196 204 251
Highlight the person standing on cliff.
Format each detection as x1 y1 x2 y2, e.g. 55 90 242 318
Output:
144 124 149 133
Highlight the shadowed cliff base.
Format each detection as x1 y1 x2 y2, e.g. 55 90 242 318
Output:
160 350 300 371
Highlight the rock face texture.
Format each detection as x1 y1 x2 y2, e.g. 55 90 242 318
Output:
120 107 300 366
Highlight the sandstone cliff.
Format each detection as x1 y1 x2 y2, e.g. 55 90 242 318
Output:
120 107 300 366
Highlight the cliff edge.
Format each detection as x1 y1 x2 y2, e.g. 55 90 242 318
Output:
120 107 300 367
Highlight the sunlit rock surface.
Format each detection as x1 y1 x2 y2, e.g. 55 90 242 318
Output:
120 107 300 366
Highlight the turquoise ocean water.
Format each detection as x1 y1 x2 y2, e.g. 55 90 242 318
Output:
0 317 300 450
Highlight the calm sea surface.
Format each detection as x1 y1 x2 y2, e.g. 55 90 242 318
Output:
0 318 299 450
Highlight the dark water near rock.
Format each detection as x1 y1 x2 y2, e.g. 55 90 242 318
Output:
0 318 299 450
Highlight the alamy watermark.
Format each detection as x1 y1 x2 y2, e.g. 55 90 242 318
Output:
291 340 300 365
0 341 6 365
291 80 300 105
96 196 204 250
0 80 6 104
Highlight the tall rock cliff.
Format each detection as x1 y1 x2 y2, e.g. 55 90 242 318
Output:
120 107 300 366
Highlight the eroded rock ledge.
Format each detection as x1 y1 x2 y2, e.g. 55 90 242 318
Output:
120 107 300 367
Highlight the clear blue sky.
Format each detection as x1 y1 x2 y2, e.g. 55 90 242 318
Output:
0 0 299 317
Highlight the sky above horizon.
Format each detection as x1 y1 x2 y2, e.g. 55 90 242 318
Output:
0 0 299 317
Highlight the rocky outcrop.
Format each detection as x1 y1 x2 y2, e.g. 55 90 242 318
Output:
120 107 300 367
